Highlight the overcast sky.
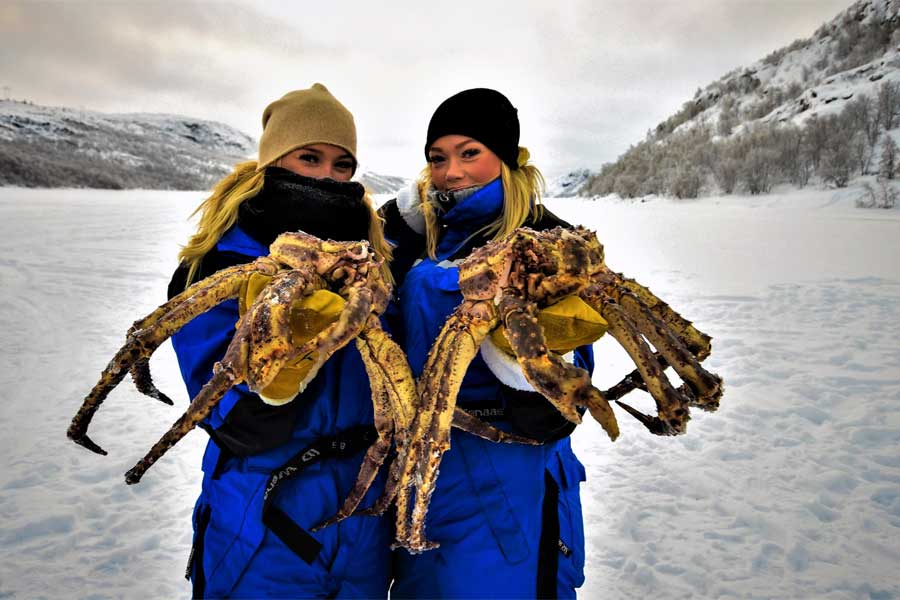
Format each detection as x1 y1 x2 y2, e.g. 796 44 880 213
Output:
2 0 853 177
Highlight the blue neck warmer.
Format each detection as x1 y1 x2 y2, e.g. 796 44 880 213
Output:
435 178 504 260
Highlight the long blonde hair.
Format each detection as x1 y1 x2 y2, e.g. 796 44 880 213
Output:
419 146 545 259
178 160 394 286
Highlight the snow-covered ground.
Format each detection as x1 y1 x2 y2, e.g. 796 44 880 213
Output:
1 187 898 599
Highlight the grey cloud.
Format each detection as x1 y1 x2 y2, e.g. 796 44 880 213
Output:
0 0 860 178
1 1 337 115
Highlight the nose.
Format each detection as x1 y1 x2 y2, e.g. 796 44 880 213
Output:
445 156 463 183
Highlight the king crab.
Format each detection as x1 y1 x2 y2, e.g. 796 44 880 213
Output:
377 226 723 553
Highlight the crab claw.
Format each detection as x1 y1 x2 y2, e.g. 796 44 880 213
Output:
614 400 685 436
131 359 175 406
69 432 108 456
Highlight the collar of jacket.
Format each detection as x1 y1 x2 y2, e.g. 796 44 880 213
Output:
236 166 370 249
436 178 504 259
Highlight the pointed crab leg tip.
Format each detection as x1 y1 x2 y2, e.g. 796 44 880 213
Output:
72 435 108 456
156 394 174 406
124 469 143 485
311 518 339 532
561 410 583 425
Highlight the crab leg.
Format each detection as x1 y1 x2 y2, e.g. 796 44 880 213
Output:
382 298 484 544
314 318 416 530
384 306 468 548
617 292 722 410
498 292 619 441
389 329 455 547
450 409 540 444
621 279 712 358
587 278 717 404
129 359 175 406
124 317 252 484
68 259 278 456
358 403 528 527
124 259 280 407
402 303 496 552
349 294 456 531
600 301 690 435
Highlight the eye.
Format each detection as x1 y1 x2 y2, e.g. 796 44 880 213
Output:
461 148 481 159
298 153 319 164
428 155 446 165
334 160 355 171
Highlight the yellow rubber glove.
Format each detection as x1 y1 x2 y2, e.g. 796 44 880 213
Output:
490 295 607 356
239 273 346 403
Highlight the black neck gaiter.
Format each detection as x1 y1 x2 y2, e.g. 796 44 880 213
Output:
238 167 371 247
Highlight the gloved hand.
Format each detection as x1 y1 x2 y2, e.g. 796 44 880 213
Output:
489 295 607 356
239 273 346 404
481 296 606 442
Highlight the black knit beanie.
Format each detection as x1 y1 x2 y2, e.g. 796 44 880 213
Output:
424 88 520 170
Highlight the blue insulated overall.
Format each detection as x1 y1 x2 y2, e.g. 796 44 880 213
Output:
391 179 589 599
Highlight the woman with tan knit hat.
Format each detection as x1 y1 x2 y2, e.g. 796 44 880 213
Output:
168 84 393 598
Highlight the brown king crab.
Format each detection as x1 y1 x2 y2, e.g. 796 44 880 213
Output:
67 231 419 494
380 226 723 553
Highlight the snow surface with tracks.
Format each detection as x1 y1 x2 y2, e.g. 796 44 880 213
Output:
0 186 898 599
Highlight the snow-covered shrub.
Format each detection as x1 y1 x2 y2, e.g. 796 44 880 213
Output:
821 144 854 188
742 147 778 194
878 134 898 179
670 165 703 199
857 179 899 208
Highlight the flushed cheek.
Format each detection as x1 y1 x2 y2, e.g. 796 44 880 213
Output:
471 162 501 185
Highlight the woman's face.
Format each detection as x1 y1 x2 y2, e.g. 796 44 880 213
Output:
276 143 356 181
427 135 502 192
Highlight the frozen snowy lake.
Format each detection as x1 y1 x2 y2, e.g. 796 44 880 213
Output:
0 187 899 599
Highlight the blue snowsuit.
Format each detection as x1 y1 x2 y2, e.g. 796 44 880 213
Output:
383 179 590 599
170 173 391 598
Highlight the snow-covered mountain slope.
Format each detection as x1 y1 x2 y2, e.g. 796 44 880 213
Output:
588 0 900 200
1 99 410 193
0 99 256 190
546 168 596 197
353 169 408 195
663 0 900 138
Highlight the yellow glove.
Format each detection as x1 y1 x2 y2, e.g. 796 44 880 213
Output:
239 273 346 404
490 296 607 356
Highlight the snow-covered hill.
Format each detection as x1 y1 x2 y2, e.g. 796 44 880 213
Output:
589 0 900 202
0 99 410 194
353 169 408 195
546 168 596 197
0 100 256 190
672 0 900 136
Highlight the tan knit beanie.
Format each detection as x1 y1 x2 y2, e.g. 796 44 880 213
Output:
256 83 357 171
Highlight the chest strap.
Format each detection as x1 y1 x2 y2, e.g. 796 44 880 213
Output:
261 425 377 564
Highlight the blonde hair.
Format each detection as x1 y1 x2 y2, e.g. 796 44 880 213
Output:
178 160 394 287
419 146 545 259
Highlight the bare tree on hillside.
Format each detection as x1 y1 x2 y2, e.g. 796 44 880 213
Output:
742 146 778 194
821 142 854 188
877 81 900 131
879 134 899 180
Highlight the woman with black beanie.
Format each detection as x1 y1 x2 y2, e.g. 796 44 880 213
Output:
381 88 590 598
